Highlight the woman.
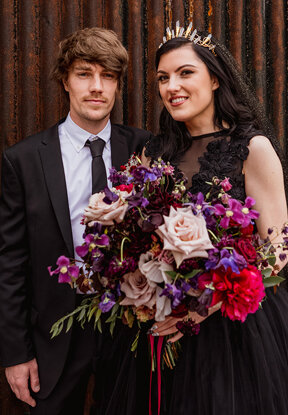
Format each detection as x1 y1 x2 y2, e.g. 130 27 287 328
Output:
142 27 288 415
96 27 288 415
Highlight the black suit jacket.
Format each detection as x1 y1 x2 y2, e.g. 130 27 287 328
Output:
0 119 151 398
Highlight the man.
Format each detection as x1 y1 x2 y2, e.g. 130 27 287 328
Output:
0 27 151 414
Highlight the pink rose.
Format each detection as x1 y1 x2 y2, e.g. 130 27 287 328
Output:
84 188 132 226
156 207 214 267
120 269 156 308
139 252 173 321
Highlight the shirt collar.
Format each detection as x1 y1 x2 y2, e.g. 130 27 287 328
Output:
62 113 111 153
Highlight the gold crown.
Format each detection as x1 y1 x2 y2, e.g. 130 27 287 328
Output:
159 21 217 56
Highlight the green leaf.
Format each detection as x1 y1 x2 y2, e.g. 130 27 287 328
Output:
109 319 116 336
77 306 87 322
183 269 202 279
95 307 102 322
165 271 179 279
263 276 285 287
65 315 74 333
87 305 97 322
268 256 276 267
262 268 272 278
96 317 102 333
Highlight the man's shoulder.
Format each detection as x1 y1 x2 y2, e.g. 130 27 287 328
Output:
4 119 64 158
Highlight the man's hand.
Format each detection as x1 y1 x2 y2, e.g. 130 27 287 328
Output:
5 358 40 407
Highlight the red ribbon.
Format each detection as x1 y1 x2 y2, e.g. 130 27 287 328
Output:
149 334 164 415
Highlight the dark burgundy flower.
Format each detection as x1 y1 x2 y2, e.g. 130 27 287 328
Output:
235 238 257 264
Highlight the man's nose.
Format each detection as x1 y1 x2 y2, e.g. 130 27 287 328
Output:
89 74 103 92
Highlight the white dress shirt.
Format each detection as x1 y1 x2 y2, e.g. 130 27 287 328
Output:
58 113 112 261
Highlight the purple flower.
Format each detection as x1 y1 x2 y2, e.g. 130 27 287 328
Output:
282 225 288 235
160 283 183 308
204 248 220 270
48 255 79 283
76 233 109 259
215 249 240 273
99 292 116 313
214 198 244 228
105 256 138 278
126 192 149 209
103 187 119 205
240 197 259 227
279 253 287 261
108 167 128 185
92 249 105 272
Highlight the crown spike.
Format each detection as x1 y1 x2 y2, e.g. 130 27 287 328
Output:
184 22 193 38
159 21 217 56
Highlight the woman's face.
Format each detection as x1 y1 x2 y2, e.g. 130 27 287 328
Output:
157 45 219 131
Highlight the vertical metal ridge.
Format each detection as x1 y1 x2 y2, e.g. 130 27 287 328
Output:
228 0 244 67
269 0 286 147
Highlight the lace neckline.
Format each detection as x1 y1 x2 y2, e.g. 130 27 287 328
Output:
189 128 230 141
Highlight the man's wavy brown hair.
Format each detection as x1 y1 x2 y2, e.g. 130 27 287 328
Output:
52 27 128 90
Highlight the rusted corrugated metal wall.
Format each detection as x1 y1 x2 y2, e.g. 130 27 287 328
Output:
0 0 287 154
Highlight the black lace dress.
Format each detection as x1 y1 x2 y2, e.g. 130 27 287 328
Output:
94 131 288 415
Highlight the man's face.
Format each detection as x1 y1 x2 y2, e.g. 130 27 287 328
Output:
63 60 119 133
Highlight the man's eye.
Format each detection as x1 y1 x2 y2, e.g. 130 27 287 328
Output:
78 72 88 77
103 73 116 79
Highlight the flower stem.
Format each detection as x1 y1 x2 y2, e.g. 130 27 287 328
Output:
120 236 131 263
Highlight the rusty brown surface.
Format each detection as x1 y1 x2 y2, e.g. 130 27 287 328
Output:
270 0 286 145
0 1 288 413
228 0 244 67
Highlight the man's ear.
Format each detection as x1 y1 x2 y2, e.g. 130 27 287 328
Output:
211 75 219 91
63 78 69 92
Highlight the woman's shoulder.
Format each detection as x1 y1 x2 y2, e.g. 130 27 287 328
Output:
243 134 282 174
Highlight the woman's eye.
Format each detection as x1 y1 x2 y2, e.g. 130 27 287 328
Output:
78 72 88 77
181 70 193 76
157 75 168 83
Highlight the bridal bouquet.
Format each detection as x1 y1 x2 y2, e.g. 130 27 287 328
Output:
49 155 286 340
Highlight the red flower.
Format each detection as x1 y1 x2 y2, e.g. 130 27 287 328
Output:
197 273 212 290
116 184 133 192
235 238 257 264
170 303 188 318
240 223 254 236
211 265 265 322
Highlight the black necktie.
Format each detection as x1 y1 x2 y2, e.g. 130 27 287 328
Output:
86 138 107 194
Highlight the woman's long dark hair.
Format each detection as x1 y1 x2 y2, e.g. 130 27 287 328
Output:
146 35 284 169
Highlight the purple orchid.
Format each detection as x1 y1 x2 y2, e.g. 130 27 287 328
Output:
214 198 245 228
76 233 109 259
48 255 79 283
99 292 116 313
240 197 259 227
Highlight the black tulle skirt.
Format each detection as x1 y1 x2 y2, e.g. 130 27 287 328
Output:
93 285 288 415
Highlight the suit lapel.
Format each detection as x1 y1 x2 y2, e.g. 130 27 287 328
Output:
110 125 130 171
38 121 74 257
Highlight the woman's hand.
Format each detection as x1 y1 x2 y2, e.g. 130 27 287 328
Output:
150 303 222 343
